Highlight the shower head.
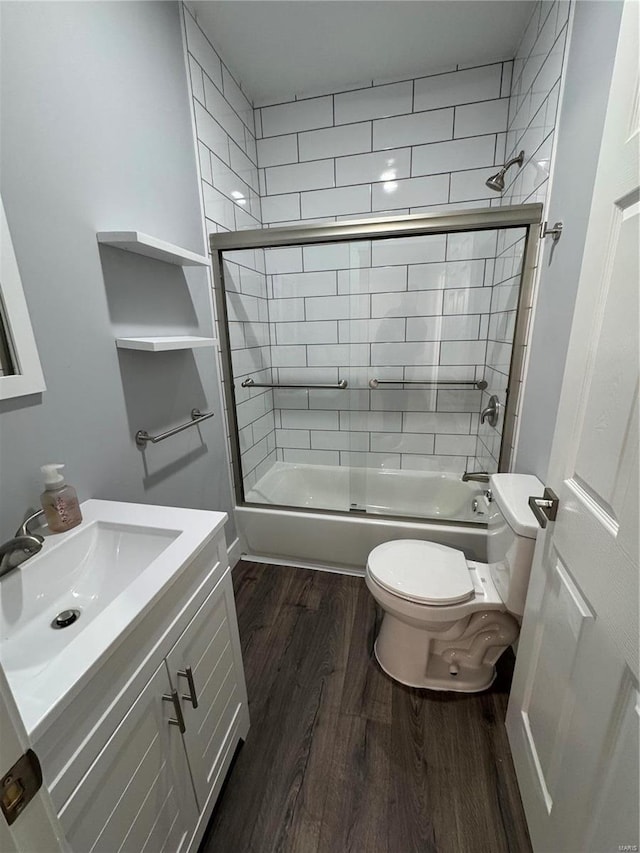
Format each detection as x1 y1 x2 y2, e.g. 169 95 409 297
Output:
486 150 525 193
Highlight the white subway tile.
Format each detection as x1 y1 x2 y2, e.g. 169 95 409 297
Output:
185 14 223 90
454 98 509 138
372 174 449 210
408 259 485 290
221 66 253 129
338 317 405 343
273 389 309 409
264 247 303 274
335 82 412 124
501 61 514 98
268 298 304 323
203 183 235 231
301 185 371 219
436 389 483 412
257 134 298 168
340 411 402 432
311 430 369 451
335 148 410 186
372 234 446 267
252 411 275 444
262 193 300 224
275 429 311 449
303 242 361 271
374 108 454 149
198 142 212 184
370 432 436 455
275 321 337 345
406 315 481 341
372 290 443 318
262 96 333 136
273 271 337 299
370 388 438 412
443 287 492 315
339 451 401 469
400 454 468 472
440 340 487 365
281 410 339 430
305 294 370 321
449 167 500 202
282 448 341 465
194 102 229 164
204 77 246 148
371 341 440 366
308 388 370 411
188 55 205 104
307 343 370 366
447 230 497 260
270 346 307 367
414 65 502 112
266 159 334 194
338 265 407 294
403 412 471 434
435 434 478 455
412 135 495 177
299 122 372 161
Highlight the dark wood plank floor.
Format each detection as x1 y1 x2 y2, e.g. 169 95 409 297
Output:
200 561 532 853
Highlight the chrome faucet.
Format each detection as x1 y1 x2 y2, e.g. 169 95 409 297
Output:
462 471 490 483
0 534 44 579
15 509 46 539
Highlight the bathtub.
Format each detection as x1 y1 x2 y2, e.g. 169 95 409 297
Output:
239 462 489 573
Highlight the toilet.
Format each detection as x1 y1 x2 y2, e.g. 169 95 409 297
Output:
365 473 543 692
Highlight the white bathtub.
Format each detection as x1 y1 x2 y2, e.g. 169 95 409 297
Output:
239 462 488 573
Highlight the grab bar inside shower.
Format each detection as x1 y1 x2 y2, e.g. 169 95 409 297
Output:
241 377 348 390
368 378 488 390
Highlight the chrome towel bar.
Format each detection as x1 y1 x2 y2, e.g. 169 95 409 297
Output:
241 378 348 390
135 408 214 448
369 378 488 390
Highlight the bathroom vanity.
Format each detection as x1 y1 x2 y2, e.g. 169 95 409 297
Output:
0 500 249 852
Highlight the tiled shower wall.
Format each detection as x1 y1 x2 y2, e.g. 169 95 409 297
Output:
182 6 277 494
480 0 571 469
254 62 516 473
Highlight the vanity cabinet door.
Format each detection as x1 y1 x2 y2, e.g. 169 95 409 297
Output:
58 662 199 853
165 567 249 809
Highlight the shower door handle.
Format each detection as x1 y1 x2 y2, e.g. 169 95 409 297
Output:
528 488 559 528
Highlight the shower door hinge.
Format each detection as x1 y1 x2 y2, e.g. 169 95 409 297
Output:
0 749 43 826
540 221 563 242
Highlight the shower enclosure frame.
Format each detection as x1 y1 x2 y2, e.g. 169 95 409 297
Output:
210 203 542 519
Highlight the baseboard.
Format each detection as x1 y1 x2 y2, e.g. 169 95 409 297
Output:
227 536 242 569
240 552 365 577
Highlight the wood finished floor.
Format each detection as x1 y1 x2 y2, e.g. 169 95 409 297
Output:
200 561 532 853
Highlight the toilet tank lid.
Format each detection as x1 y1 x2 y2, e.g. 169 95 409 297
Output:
367 540 473 605
490 474 544 538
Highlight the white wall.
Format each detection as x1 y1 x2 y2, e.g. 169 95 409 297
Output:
514 0 624 479
0 1 235 539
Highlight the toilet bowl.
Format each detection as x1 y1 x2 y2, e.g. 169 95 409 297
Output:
365 473 542 692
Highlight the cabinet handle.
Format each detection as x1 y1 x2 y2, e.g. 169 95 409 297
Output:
162 690 186 733
178 667 199 709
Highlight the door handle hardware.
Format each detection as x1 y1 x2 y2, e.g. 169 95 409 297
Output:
162 689 186 733
540 221 563 242
178 667 199 709
528 488 560 528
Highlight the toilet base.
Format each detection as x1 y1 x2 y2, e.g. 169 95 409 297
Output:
374 638 497 692
372 607 519 693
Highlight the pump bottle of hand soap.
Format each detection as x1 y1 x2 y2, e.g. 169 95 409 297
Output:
40 464 82 533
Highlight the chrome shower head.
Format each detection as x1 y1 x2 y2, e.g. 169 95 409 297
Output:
485 150 525 193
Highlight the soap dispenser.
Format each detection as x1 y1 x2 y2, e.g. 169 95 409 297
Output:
40 464 82 533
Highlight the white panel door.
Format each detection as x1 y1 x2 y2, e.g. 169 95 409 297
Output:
506 3 639 852
166 568 249 808
58 663 199 853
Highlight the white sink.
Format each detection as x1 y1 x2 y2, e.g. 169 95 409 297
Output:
0 499 227 736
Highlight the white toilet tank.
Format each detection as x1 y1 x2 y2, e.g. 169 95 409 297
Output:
486 473 543 618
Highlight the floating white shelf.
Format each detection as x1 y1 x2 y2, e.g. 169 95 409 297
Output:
115 336 217 352
97 231 210 267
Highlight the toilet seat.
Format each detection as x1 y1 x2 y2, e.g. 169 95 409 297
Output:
367 539 474 606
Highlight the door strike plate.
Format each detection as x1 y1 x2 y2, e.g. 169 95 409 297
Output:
0 749 43 826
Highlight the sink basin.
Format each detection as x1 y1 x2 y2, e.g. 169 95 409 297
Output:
0 521 179 674
0 499 227 737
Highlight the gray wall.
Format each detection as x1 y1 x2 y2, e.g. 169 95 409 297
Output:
0 1 235 541
515 0 623 481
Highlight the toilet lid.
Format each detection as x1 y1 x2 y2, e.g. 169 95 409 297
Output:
368 539 473 605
